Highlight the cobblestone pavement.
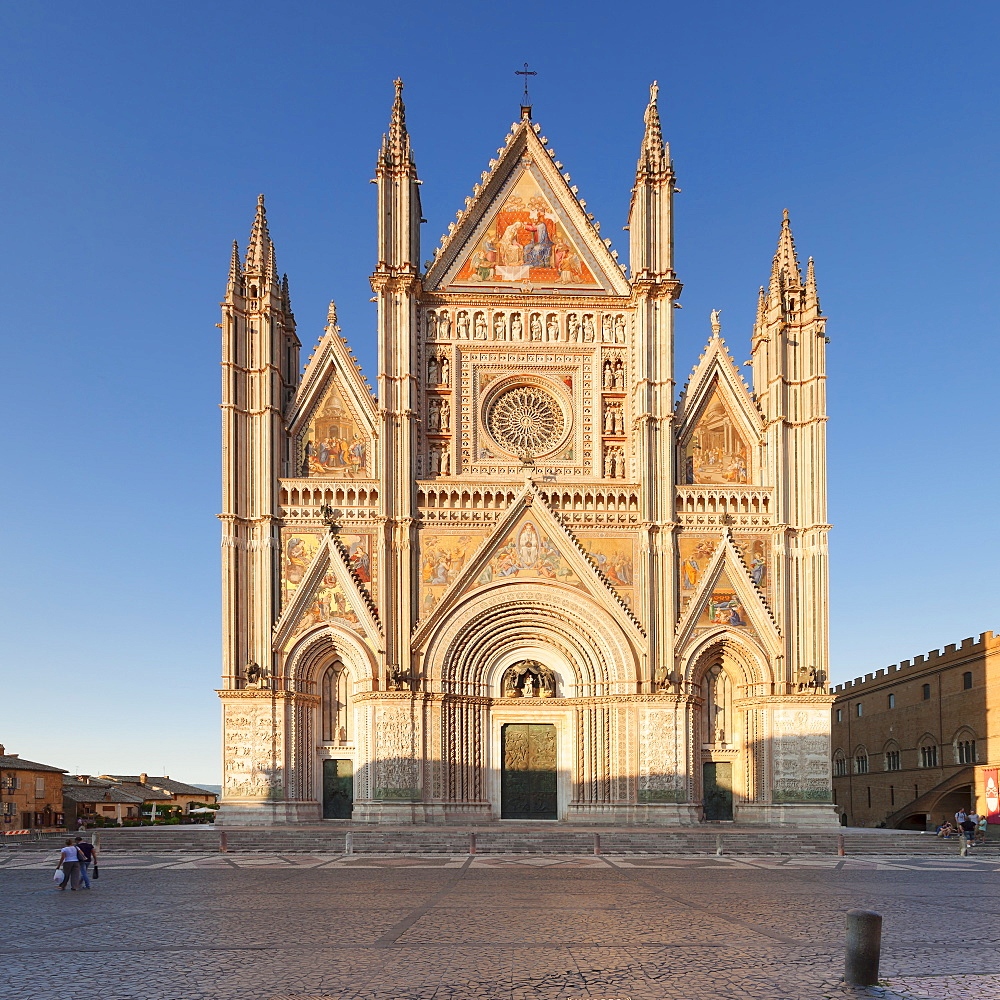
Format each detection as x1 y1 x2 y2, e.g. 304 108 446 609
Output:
1 852 996 1000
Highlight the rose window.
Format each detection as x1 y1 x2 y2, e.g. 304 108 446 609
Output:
486 385 566 456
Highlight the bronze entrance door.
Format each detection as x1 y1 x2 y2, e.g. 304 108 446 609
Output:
703 761 734 821
322 759 353 819
501 723 557 820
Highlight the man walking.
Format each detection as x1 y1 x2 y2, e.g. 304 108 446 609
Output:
74 836 96 889
56 839 82 890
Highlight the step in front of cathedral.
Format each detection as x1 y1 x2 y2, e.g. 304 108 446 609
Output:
36 824 989 856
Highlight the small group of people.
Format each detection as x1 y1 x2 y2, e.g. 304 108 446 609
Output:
935 808 988 846
55 836 97 890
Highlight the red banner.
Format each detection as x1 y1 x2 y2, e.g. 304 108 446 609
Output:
985 768 1000 824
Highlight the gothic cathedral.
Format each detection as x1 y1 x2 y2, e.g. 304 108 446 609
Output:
217 83 837 827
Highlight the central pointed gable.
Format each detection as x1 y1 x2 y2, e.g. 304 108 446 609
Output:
426 119 630 295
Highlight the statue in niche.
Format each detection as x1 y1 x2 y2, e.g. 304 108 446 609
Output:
457 311 470 339
440 356 450 383
440 400 450 432
493 313 507 340
428 357 439 384
529 313 543 341
473 313 487 340
582 314 595 341
602 360 614 390
602 314 613 342
438 310 451 339
614 360 625 389
428 400 441 432
546 314 559 342
440 448 451 474
510 313 523 340
501 660 556 698
615 315 626 343
567 313 580 342
426 312 437 339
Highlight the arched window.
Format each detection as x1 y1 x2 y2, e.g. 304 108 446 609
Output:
833 749 848 777
918 735 938 768
854 746 869 775
883 741 901 772
953 728 977 765
321 662 350 742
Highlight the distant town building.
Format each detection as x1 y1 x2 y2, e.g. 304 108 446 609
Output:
62 776 144 828
0 746 66 829
831 632 999 829
100 774 218 815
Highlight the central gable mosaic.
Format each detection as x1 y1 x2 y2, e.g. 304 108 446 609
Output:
447 167 604 291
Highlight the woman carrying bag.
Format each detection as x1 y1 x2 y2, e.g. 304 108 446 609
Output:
55 839 83 890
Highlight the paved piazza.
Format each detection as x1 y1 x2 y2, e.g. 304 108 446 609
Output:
1 851 998 1000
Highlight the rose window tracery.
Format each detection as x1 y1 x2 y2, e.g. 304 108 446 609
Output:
486 385 565 456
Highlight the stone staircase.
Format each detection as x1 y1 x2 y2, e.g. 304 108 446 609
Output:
7 824 995 856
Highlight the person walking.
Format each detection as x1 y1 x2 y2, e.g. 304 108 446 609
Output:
74 836 96 889
56 839 82 890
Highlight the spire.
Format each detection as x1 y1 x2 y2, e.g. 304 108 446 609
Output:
755 285 766 329
770 208 802 295
228 240 243 290
281 273 292 313
637 81 670 176
245 194 273 274
380 78 414 171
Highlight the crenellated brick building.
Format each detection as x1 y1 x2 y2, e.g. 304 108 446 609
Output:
831 631 999 828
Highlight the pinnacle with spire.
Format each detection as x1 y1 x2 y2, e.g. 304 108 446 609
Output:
228 239 243 289
769 208 802 296
380 78 414 170
637 80 670 176
245 193 275 277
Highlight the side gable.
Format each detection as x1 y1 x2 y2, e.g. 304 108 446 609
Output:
675 532 780 654
286 304 377 479
424 118 630 295
273 534 381 652
676 322 763 486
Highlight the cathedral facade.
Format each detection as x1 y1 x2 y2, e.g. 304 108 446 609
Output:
217 83 837 827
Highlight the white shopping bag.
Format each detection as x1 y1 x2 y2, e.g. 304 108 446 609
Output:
53 869 64 884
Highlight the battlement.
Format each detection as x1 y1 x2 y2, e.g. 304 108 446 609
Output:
832 631 997 693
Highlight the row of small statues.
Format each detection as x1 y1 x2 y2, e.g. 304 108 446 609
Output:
426 445 452 474
602 359 626 390
425 309 629 344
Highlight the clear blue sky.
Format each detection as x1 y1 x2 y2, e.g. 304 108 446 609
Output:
2 2 997 783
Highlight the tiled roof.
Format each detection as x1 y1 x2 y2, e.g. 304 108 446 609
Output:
0 755 66 774
62 785 145 805
102 775 218 798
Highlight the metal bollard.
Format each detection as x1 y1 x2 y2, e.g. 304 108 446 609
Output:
844 908 882 986
219 831 228 853
469 832 476 855
716 834 723 856
594 833 601 855
345 832 353 855
837 834 845 857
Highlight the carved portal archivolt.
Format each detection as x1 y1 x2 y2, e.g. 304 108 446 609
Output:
501 659 557 698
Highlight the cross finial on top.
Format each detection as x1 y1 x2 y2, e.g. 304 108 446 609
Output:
515 62 537 112
650 80 659 104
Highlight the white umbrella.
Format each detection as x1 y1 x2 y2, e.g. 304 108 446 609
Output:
188 807 218 813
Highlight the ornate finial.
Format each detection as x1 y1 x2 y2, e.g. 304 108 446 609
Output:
245 193 272 274
381 77 413 169
327 300 338 327
710 309 722 336
770 208 802 293
638 80 667 174
782 207 790 222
